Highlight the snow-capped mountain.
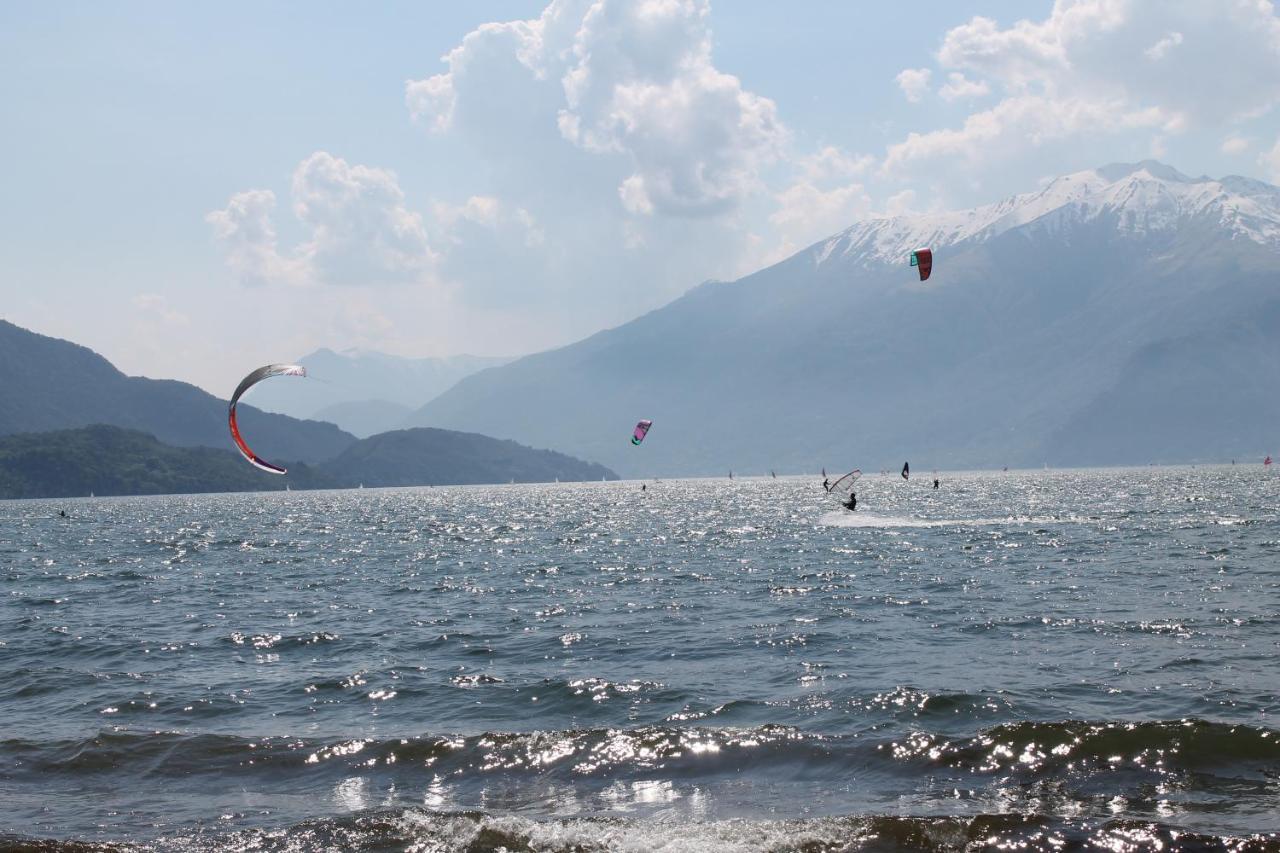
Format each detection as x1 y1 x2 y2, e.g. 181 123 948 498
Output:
817 161 1280 268
411 162 1280 475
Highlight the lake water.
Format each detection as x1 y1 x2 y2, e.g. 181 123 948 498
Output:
2 467 1278 850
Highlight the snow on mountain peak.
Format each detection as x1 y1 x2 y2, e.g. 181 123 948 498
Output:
814 162 1280 269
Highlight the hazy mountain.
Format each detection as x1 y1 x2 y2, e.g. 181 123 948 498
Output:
311 400 413 439
0 321 355 463
0 424 616 499
408 162 1280 476
251 348 512 437
322 428 617 487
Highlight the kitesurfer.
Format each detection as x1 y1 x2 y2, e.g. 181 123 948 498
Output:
59 510 67 518
933 478 939 489
641 483 646 492
842 492 857 511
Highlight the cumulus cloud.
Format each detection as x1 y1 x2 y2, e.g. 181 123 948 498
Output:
888 0 1280 189
1221 134 1252 155
801 145 873 182
290 152 434 286
208 152 434 289
205 190 305 287
895 68 931 103
884 94 1172 175
408 0 786 219
938 72 990 102
395 0 847 339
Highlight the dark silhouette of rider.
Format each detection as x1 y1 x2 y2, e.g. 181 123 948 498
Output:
842 492 857 511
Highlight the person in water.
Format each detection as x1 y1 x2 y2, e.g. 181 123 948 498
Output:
59 510 67 518
641 483 646 492
842 491 857 511
933 478 939 489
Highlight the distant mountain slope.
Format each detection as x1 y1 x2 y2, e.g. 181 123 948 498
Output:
0 424 617 499
322 427 617 486
311 400 413 439
0 425 334 499
251 348 512 436
0 320 355 463
407 162 1280 475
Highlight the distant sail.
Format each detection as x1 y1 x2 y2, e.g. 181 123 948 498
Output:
1267 456 1273 467
901 461 910 480
826 469 861 494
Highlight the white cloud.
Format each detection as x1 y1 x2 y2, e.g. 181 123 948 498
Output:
1221 134 1252 155
408 0 786 220
394 0 832 341
558 0 787 217
1143 31 1183 61
769 179 871 258
884 0 1280 196
205 190 305 287
884 189 917 216
884 94 1172 175
895 67 931 103
1262 137 1280 182
801 145 873 182
937 1 1280 124
208 152 435 289
291 152 434 286
938 72 990 102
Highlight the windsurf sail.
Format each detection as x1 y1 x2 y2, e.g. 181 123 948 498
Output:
826 469 861 494
228 364 306 474
909 248 932 281
631 419 653 445
901 461 910 480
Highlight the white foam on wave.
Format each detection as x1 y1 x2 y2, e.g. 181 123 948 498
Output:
817 511 1080 528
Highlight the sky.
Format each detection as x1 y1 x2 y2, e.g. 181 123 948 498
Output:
3 0 1280 394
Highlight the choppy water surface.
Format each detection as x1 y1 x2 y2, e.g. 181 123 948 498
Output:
2 467 1279 851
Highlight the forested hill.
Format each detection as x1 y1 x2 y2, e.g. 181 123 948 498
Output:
0 425 618 499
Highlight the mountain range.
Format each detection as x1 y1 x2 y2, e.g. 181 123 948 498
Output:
406 161 1280 476
0 323 615 497
0 320 354 463
248 348 512 437
0 424 615 499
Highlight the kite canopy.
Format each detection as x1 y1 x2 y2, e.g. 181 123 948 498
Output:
825 469 861 495
228 364 306 474
631 419 653 446
909 248 933 281
901 461 910 480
